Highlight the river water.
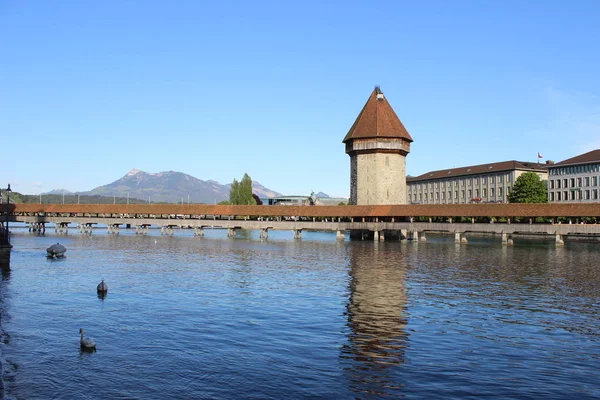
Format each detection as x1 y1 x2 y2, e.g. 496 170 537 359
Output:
1 228 599 399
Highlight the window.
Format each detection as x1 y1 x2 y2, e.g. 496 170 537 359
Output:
570 178 575 187
557 192 561 201
475 189 480 197
577 178 582 187
585 177 590 187
594 176 598 186
585 190 590 200
468 189 472 199
483 176 487 184
497 175 501 183
499 187 503 197
490 188 495 197
594 189 599 200
483 188 487 197
455 190 458 199
448 191 451 201
550 180 555 189
461 190 465 199
550 192 555 201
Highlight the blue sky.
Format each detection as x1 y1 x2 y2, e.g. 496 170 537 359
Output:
2 0 599 198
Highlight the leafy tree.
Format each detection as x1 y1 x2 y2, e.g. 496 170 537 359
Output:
508 172 548 203
229 179 240 204
229 173 256 205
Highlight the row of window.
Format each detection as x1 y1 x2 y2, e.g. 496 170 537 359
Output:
549 163 600 176
549 189 599 201
409 174 512 191
411 187 510 202
549 176 599 189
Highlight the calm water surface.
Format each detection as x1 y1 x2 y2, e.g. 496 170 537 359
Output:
1 228 599 399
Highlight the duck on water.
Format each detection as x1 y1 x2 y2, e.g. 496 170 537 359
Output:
47 243 67 258
79 328 96 351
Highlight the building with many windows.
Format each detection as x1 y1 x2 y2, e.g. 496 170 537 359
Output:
406 161 548 204
547 149 600 203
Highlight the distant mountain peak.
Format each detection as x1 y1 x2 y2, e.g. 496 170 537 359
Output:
127 168 143 176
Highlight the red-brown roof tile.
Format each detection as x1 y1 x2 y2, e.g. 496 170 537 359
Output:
343 87 413 143
553 149 600 166
407 160 547 182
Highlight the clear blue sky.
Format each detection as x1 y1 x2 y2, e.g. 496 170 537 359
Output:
2 0 599 198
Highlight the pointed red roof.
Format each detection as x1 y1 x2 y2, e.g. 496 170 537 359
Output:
343 87 413 143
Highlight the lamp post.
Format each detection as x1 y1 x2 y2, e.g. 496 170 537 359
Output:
3 184 12 244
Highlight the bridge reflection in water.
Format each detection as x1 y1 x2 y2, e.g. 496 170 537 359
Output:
341 243 408 397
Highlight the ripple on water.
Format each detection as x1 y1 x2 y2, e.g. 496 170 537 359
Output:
1 231 600 399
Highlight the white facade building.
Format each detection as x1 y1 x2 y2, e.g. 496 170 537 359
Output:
407 161 548 204
547 149 600 203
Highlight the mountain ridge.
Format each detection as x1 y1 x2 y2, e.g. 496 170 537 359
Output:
73 169 283 204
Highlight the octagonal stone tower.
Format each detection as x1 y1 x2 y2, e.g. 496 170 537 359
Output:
343 87 413 205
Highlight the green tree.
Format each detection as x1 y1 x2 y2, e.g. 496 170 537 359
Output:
508 172 548 203
229 179 240 204
229 173 256 205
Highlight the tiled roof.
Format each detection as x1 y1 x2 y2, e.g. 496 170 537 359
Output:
10 203 600 218
552 149 600 166
407 160 547 182
343 87 413 143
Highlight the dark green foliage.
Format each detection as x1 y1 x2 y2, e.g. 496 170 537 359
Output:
229 173 256 205
508 172 548 203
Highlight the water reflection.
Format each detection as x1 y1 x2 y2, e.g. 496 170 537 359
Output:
341 242 409 397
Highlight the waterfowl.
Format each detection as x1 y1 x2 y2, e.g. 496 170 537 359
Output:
97 279 108 293
79 328 96 350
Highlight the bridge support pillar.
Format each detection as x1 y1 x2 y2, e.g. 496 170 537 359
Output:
293 229 301 239
194 227 204 237
336 230 345 240
420 232 427 242
373 231 379 241
455 231 461 243
412 230 419 242
261 229 269 240
555 232 564 246
227 228 236 238
501 232 507 245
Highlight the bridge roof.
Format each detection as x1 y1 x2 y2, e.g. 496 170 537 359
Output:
8 203 600 218
343 87 413 143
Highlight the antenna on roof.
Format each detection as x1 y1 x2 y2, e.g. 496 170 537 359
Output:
375 85 382 94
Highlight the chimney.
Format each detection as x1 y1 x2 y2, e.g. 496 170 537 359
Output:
546 160 555 165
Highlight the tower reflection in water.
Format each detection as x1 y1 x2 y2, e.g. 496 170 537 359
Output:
340 242 409 397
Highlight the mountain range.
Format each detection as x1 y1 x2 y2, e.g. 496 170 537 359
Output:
54 169 284 204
